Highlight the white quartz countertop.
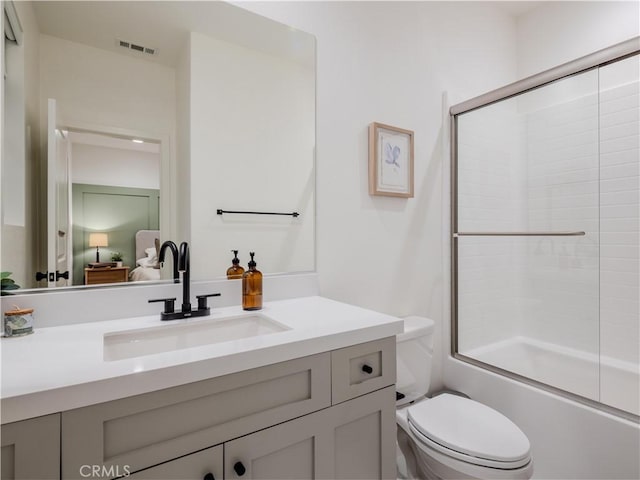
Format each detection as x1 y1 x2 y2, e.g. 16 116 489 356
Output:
1 296 402 423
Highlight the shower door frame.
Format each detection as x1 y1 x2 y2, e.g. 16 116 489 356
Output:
450 36 640 422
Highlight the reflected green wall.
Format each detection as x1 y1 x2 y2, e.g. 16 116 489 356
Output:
72 184 160 285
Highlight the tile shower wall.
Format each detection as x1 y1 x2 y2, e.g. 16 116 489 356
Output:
459 56 639 378
456 103 527 352
598 57 639 367
523 58 639 367
523 74 600 355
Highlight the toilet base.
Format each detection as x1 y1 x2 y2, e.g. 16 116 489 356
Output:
407 434 533 480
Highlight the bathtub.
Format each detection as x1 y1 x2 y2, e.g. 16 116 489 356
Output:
465 336 639 416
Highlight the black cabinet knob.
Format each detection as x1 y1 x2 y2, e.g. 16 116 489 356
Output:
203 473 215 480
233 462 246 477
362 364 373 374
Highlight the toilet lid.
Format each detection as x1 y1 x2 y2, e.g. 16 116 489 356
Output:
407 394 531 464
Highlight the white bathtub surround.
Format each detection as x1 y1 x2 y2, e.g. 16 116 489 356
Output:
467 336 640 416
0 295 402 423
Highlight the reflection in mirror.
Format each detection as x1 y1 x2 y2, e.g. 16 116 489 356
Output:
1 1 316 293
68 131 161 286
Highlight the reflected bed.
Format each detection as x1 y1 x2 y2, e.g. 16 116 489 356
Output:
129 230 161 282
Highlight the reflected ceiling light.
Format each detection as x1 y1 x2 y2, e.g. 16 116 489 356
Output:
132 139 144 144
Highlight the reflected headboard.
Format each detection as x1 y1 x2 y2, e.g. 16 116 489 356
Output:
135 230 160 260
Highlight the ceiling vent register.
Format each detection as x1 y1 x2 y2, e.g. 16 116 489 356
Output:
117 39 157 56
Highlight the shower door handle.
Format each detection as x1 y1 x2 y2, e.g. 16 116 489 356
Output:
453 231 586 237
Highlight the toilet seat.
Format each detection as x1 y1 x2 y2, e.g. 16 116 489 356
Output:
407 394 531 470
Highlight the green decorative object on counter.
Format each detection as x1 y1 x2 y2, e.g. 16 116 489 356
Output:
111 252 123 262
1 271 20 296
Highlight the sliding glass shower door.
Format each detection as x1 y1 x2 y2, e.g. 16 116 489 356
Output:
452 51 639 417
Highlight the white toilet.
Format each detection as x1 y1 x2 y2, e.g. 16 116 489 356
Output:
395 317 534 480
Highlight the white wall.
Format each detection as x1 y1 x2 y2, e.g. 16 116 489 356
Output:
175 39 191 243
39 34 176 137
516 1 640 78
238 0 518 393
2 23 26 227
1 1 40 288
189 31 315 279
71 143 160 190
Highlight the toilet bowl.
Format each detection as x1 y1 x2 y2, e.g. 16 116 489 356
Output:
396 317 533 480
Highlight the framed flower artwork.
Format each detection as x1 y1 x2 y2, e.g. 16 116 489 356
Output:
368 122 414 198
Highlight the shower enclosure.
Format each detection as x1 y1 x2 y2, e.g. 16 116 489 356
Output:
451 38 639 419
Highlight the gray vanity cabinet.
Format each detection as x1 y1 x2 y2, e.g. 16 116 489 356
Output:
11 337 396 480
224 386 396 480
0 413 60 480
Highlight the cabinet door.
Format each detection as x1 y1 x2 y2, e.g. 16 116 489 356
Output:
128 444 222 480
0 414 60 480
225 386 396 480
331 386 396 480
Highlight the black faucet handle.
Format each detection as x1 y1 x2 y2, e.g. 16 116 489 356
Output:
196 293 221 311
149 297 177 314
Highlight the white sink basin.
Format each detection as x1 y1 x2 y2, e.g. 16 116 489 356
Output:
103 313 289 361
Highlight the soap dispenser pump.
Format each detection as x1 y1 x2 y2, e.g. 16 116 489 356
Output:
226 250 245 279
242 252 262 311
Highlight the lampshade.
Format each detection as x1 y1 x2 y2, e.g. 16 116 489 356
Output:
89 233 109 248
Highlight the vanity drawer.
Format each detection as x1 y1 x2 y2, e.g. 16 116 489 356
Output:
61 352 331 479
331 336 396 404
128 444 222 480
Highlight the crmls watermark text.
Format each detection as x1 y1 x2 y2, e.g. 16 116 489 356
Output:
79 465 131 478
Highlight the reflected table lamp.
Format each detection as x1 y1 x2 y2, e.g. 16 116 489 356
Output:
89 233 109 263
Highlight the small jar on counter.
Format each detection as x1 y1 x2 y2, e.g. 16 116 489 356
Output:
3 307 35 337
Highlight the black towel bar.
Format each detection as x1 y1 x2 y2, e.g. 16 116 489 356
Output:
217 209 299 218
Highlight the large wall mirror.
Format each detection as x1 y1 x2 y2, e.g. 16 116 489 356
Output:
1 1 316 292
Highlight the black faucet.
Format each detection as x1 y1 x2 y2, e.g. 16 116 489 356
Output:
149 241 220 320
178 241 191 313
158 240 179 282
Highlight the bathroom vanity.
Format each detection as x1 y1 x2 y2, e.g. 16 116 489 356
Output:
1 296 402 480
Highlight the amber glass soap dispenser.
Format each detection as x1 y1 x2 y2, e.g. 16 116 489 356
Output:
226 250 245 279
242 252 262 310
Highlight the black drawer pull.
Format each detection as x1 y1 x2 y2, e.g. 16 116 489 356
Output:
234 462 246 477
362 364 373 374
203 473 215 480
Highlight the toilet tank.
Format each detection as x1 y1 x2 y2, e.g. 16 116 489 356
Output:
396 316 435 406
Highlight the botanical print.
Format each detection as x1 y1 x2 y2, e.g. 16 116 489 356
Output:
379 130 410 191
369 122 414 197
